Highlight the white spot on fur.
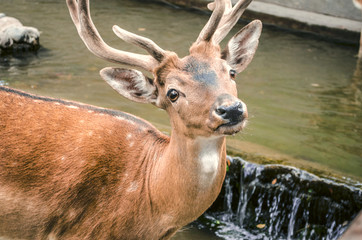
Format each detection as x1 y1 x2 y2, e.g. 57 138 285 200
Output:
129 141 134 147
197 138 220 189
131 121 136 126
88 110 94 113
116 116 124 121
67 105 78 109
199 146 219 174
126 133 132 140
88 131 93 137
61 156 66 161
127 181 138 192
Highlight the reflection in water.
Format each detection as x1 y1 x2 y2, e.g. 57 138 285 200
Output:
303 57 362 177
0 48 50 69
291 59 362 180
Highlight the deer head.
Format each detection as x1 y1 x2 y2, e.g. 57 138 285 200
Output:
67 0 262 138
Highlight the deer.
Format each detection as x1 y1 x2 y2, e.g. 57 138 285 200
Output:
0 0 262 239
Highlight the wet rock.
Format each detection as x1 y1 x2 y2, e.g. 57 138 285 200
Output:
200 157 362 240
0 14 40 55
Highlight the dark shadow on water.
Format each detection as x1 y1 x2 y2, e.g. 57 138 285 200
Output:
0 46 51 69
0 46 52 87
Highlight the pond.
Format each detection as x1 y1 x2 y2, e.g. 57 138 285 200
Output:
1 0 361 238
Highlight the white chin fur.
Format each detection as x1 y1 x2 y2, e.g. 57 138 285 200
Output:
216 119 248 135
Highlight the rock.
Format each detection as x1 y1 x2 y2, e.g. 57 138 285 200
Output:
0 14 40 54
200 157 362 239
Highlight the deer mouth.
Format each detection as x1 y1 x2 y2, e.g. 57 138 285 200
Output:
215 119 247 135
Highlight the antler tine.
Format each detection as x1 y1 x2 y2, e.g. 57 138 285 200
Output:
196 0 226 43
66 0 159 72
67 0 80 29
207 0 253 44
112 26 166 63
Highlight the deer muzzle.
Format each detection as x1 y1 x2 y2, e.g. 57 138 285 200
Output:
209 94 248 135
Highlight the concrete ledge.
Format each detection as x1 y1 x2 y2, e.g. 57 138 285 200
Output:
254 0 361 22
244 1 360 44
249 1 361 33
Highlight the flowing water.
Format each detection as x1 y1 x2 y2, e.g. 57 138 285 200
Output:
202 157 361 240
1 0 361 239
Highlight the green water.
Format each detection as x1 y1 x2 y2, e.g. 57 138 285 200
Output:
1 0 361 182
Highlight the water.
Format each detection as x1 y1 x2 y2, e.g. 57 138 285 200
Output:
202 157 362 240
0 0 361 239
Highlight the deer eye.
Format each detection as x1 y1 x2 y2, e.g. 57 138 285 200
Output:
167 89 179 102
229 69 236 80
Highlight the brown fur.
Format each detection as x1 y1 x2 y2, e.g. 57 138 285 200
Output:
0 87 226 239
189 41 222 58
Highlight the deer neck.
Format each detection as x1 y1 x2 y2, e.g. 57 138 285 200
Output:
150 131 227 224
169 132 226 188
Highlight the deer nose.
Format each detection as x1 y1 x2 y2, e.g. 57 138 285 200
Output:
215 102 245 123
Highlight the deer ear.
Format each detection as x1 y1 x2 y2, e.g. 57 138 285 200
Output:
222 20 262 74
100 67 157 104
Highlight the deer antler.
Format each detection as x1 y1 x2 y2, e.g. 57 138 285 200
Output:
66 0 166 72
197 0 253 44
196 0 226 43
112 26 167 63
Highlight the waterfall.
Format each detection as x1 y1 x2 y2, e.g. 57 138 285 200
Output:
198 157 362 240
287 197 301 239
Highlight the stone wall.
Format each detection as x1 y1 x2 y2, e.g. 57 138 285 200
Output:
203 157 362 239
159 0 362 22
255 0 361 21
